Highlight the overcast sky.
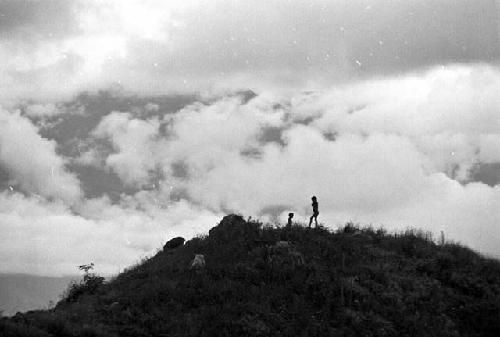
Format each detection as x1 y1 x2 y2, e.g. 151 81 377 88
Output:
0 0 499 276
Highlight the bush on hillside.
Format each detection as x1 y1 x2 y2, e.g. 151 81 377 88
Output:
62 263 105 303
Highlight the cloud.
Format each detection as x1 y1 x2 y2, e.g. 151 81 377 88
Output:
23 103 63 118
0 0 498 101
91 111 161 187
82 94 285 190
99 0 500 95
364 180 500 259
188 129 428 214
0 107 82 202
479 135 500 163
0 0 78 39
0 191 222 276
78 65 500 258
1 64 499 276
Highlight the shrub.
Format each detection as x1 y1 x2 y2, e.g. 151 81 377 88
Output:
341 222 359 234
62 263 105 303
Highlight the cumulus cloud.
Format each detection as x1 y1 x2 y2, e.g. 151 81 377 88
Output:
305 65 500 179
78 65 500 258
0 191 221 276
82 94 286 189
24 103 63 118
361 180 500 259
91 111 161 187
1 64 500 276
0 107 81 202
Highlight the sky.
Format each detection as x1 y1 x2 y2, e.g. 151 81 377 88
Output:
0 0 499 276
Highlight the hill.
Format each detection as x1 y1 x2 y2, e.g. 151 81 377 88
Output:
2 214 500 336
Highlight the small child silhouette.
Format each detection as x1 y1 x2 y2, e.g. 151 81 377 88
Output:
309 196 319 228
287 212 294 228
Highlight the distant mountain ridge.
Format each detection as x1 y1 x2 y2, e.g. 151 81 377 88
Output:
2 214 500 336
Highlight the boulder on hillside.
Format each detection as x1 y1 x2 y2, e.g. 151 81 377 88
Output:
107 301 120 312
190 254 205 269
163 237 185 251
208 214 260 243
212 214 246 231
274 241 290 248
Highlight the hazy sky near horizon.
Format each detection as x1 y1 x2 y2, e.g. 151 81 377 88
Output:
0 0 499 276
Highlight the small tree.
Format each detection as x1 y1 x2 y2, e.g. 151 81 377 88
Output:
63 262 105 303
78 262 94 274
440 230 446 246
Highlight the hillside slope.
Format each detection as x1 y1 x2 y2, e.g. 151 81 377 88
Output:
2 214 500 337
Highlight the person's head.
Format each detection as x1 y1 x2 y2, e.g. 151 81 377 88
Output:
288 212 294 218
311 196 317 201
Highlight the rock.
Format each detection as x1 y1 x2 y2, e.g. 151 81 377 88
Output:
190 254 205 269
163 237 185 251
108 301 120 311
208 214 260 243
274 241 290 248
218 214 246 228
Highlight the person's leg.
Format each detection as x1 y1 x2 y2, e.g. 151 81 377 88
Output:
309 215 313 227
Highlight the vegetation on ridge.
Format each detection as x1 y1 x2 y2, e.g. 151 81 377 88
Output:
2 214 500 337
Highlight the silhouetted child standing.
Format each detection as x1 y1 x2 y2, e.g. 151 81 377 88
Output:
287 212 294 229
309 196 319 228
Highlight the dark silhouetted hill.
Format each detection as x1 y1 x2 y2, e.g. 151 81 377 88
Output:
2 214 500 336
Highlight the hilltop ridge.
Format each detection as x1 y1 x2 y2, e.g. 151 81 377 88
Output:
2 214 500 337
